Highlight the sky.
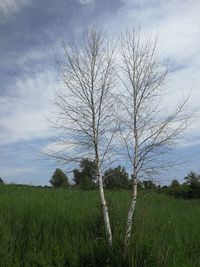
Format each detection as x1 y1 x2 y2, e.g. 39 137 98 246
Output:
0 0 200 185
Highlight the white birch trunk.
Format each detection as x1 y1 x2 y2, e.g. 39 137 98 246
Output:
95 152 112 246
98 173 112 246
124 178 137 251
124 80 139 251
119 27 190 255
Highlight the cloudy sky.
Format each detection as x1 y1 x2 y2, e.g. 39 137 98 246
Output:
0 0 200 185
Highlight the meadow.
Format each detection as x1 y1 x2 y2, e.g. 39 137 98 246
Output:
0 185 200 267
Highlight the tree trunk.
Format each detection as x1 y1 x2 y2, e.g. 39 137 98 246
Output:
124 178 137 252
98 173 113 246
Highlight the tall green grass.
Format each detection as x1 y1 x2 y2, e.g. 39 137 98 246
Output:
0 185 200 267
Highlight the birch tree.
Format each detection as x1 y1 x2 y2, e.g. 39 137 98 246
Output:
48 27 116 246
118 28 190 251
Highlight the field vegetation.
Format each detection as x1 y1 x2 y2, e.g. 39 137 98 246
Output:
0 185 200 267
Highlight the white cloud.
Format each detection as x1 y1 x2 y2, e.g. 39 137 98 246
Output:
43 141 76 153
100 0 200 147
178 138 200 148
0 166 36 178
1 0 200 150
78 0 94 5
0 70 57 145
0 0 31 14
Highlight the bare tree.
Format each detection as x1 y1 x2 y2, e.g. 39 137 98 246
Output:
118 28 191 251
48 27 117 246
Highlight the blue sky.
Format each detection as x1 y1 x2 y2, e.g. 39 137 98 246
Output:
0 0 200 185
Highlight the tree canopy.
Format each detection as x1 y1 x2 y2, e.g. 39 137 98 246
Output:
171 179 180 188
73 159 97 189
103 166 129 189
50 168 69 188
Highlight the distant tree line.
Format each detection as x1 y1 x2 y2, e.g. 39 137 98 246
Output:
73 159 131 190
49 160 200 200
2 165 199 201
50 158 162 190
166 171 200 199
49 159 130 190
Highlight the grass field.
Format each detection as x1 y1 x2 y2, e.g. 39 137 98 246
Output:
0 185 200 267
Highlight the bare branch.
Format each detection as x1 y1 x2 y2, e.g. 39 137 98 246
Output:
118 27 192 251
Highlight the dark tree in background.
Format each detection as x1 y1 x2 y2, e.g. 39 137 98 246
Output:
185 171 200 186
73 159 97 190
168 173 200 199
167 179 181 198
184 171 200 193
0 177 4 184
142 180 157 190
171 179 180 188
50 168 69 188
129 177 157 190
103 166 129 189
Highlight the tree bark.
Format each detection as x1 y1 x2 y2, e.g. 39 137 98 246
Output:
124 178 137 252
98 173 112 246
